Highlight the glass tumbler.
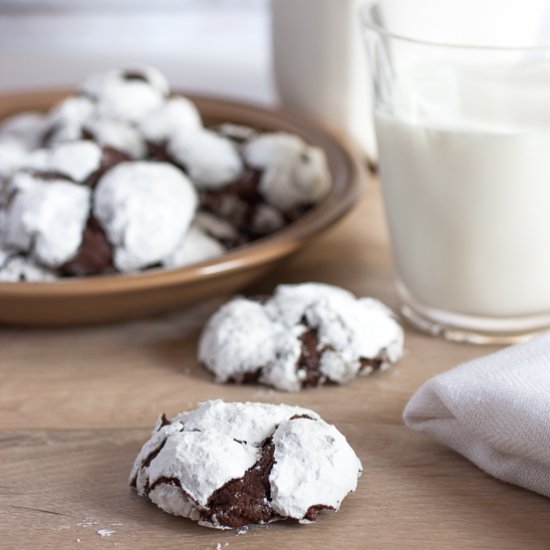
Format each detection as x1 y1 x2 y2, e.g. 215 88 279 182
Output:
361 0 550 343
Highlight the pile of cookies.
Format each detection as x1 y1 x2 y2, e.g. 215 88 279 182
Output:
0 66 330 281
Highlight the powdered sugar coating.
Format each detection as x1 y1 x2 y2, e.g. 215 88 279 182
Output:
130 401 317 496
1 172 91 267
256 331 305 392
148 483 200 522
269 417 362 521
83 66 169 99
44 96 95 145
96 85 164 124
0 112 47 150
131 420 185 496
27 140 102 182
45 94 145 158
172 401 319 443
150 429 258 507
264 283 354 326
199 298 282 383
268 283 404 364
162 225 225 269
168 129 243 189
0 253 57 282
94 161 197 272
0 142 30 191
193 211 241 243
130 400 360 529
84 119 146 158
244 133 330 211
140 97 202 143
82 67 167 124
215 123 257 143
199 283 404 391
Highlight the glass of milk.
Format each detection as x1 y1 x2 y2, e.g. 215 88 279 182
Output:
361 0 550 343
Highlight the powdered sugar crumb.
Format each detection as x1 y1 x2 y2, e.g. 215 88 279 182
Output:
77 517 98 527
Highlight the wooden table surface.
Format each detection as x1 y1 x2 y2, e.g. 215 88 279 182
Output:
1 178 549 550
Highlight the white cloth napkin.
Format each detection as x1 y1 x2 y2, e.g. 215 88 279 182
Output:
403 332 550 498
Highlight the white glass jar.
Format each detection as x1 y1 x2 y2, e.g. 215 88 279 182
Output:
272 0 376 161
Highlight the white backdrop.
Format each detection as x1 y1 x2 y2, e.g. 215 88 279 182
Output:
0 0 275 104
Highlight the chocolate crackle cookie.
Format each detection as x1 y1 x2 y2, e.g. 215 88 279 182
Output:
199 283 404 391
130 400 362 529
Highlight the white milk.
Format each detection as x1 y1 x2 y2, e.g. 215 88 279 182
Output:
376 61 550 318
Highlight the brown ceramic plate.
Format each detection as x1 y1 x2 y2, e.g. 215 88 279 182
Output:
0 90 365 326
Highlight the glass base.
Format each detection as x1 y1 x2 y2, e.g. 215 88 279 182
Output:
397 283 550 344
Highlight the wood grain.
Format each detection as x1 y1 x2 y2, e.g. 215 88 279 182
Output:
1 180 549 549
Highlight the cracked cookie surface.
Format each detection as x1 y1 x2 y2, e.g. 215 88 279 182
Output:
199 283 404 391
130 400 362 529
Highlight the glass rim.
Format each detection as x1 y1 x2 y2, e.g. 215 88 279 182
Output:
360 0 550 52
